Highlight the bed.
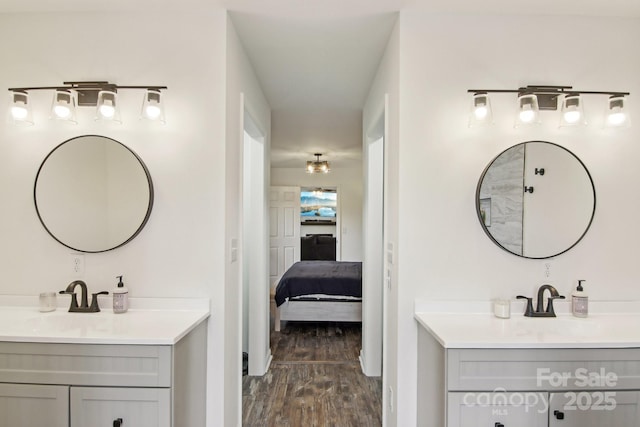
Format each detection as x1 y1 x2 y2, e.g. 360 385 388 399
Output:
274 261 362 332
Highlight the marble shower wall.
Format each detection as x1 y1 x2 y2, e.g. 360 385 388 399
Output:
478 145 524 255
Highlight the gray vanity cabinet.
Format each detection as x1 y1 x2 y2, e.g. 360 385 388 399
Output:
0 383 69 427
0 321 206 427
418 326 640 427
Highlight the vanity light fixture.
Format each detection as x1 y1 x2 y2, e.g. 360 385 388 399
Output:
605 95 629 128
7 81 167 125
467 85 630 128
51 89 77 123
306 153 330 174
95 89 121 123
468 92 493 126
9 90 34 125
515 92 540 127
141 88 166 123
560 93 585 127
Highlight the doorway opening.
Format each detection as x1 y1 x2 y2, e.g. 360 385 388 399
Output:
300 186 338 261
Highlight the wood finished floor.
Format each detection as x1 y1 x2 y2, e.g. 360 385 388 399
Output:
242 322 382 427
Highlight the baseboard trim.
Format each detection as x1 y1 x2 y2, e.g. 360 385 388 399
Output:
263 352 273 374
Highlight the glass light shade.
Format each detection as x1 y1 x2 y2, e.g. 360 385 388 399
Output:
51 90 77 123
9 91 34 126
559 94 586 127
605 95 629 128
515 93 540 127
141 89 165 123
95 90 121 123
306 160 330 173
468 92 492 127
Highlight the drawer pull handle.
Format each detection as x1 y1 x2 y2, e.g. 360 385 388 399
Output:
554 410 565 420
113 418 123 427
495 423 504 427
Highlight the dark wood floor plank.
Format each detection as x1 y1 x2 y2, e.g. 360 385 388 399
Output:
243 322 382 427
270 322 362 362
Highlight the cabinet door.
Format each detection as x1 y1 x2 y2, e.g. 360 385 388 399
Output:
550 391 640 426
70 387 171 427
0 383 68 427
448 392 548 427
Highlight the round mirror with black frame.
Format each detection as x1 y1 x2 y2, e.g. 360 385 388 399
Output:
34 135 154 253
476 141 595 259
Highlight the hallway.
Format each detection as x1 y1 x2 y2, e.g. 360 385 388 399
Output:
242 322 382 426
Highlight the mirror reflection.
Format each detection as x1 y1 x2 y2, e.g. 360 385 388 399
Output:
476 141 595 259
34 135 153 253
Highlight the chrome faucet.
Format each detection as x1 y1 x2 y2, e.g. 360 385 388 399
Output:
59 280 108 312
517 284 565 317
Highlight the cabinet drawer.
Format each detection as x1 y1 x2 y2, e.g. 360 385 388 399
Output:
0 342 171 387
549 390 640 426
448 391 548 427
70 386 171 427
448 348 640 391
0 383 69 427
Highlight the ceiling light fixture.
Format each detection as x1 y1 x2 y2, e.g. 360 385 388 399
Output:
306 153 330 174
467 85 630 129
8 81 167 125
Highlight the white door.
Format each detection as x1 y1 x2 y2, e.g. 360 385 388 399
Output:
550 391 640 426
269 186 300 290
0 383 68 427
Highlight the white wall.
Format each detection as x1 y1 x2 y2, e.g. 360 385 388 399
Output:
225 16 272 426
271 166 363 261
395 11 640 426
0 10 232 426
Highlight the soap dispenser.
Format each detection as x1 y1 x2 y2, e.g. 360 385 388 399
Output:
113 275 129 314
572 280 588 318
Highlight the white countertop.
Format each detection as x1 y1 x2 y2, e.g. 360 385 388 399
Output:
415 300 640 349
0 295 210 345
